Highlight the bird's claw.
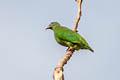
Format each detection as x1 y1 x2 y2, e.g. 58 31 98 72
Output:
66 47 74 52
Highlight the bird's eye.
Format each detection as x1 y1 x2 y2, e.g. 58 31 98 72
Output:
49 24 52 27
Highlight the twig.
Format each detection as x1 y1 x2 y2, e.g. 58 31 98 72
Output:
73 0 82 32
53 0 82 80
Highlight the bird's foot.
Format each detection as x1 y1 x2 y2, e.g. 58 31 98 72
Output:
66 47 75 52
66 48 70 51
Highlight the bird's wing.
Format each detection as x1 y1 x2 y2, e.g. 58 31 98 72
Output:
54 26 94 52
55 26 83 44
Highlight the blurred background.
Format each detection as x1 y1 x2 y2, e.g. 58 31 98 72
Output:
0 0 120 80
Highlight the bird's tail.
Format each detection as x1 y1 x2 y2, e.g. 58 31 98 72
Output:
86 45 94 53
88 47 94 53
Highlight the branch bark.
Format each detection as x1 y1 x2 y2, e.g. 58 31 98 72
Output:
53 0 82 80
73 0 82 32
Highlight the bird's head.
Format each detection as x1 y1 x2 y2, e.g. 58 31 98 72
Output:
46 22 60 30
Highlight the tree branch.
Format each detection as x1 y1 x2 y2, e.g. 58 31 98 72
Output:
73 0 82 32
53 0 82 80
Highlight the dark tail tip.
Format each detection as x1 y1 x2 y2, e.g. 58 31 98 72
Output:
87 46 94 53
89 48 94 53
86 45 94 53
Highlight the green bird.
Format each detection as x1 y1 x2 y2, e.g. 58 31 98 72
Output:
46 22 94 52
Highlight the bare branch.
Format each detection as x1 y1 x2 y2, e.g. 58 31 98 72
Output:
53 50 74 80
73 0 82 32
53 0 82 80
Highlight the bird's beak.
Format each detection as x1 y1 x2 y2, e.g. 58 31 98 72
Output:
45 26 51 30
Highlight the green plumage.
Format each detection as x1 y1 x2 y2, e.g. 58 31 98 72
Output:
46 22 94 52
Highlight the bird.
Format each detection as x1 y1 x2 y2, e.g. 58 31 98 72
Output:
46 22 94 52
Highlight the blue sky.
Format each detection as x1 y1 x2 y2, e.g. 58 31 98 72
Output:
0 0 120 80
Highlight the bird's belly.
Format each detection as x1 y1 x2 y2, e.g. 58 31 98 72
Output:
55 37 68 47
